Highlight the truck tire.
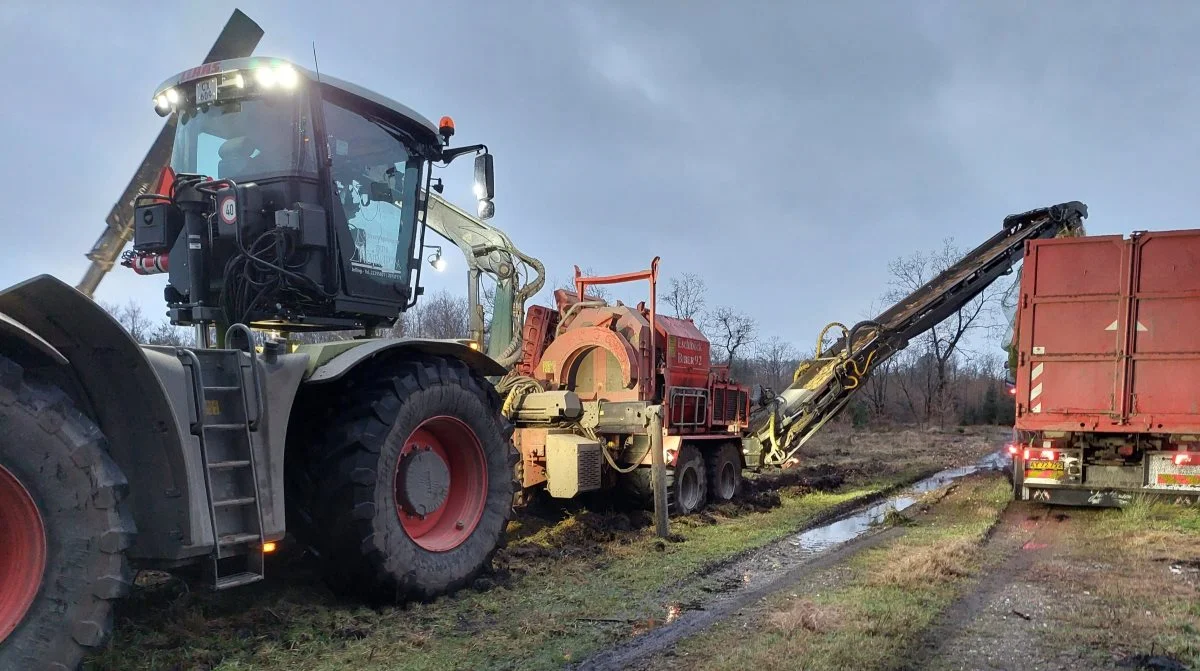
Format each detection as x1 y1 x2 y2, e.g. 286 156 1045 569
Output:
0 356 134 671
291 354 517 602
706 443 743 503
668 444 707 515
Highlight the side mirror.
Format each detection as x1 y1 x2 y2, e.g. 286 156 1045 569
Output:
474 153 495 219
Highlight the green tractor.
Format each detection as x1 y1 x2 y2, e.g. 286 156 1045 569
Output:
0 12 524 669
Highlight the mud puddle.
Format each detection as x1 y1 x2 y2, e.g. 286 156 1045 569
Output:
790 453 1004 558
574 452 1006 670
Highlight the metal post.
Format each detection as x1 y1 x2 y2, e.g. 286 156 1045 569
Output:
648 404 669 538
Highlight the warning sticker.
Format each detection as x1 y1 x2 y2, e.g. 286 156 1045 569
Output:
219 196 237 225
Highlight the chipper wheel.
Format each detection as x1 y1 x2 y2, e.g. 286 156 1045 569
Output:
706 442 743 503
289 354 518 602
0 356 135 670
668 444 708 515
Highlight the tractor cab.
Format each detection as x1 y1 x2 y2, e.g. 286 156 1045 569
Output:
130 57 494 337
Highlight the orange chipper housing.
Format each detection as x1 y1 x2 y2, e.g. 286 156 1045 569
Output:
510 258 750 511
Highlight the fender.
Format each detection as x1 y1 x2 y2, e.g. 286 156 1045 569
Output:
0 274 192 559
302 337 506 384
0 311 68 366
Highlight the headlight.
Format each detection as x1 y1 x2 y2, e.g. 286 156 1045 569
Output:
276 65 299 89
255 66 277 88
164 88 180 104
155 94 170 112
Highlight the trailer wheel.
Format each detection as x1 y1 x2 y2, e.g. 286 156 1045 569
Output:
668 444 707 515
706 443 743 503
293 355 517 602
0 356 134 671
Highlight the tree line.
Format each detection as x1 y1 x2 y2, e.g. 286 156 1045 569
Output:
101 236 1018 428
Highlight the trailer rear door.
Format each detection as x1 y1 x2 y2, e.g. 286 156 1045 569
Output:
1015 230 1200 433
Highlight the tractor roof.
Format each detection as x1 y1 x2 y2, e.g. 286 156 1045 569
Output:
153 56 440 141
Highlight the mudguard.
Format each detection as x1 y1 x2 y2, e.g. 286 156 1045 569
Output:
0 274 192 559
302 337 506 383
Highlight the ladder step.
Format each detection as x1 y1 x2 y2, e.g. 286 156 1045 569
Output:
209 460 252 470
218 532 262 547
204 385 242 392
214 496 257 508
205 423 247 431
214 572 264 590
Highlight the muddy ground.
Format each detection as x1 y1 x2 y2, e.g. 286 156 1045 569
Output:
609 473 1200 671
83 425 1009 670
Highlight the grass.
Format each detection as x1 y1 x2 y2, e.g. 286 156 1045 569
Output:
86 487 885 671
1038 499 1200 669
669 475 1013 671
84 425 1003 671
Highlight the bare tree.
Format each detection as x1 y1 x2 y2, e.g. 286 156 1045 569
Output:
405 289 470 339
706 306 757 367
555 267 610 301
663 272 707 321
754 336 797 392
101 300 195 346
885 237 1002 425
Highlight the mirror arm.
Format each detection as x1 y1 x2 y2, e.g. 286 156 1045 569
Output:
439 143 488 165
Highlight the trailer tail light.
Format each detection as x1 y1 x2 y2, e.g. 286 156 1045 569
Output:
1023 448 1031 460
1175 453 1194 466
1040 449 1057 461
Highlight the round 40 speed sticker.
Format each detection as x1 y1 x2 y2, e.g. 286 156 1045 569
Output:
219 196 237 225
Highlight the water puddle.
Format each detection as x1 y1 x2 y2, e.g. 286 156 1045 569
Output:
577 451 1006 670
787 454 1004 558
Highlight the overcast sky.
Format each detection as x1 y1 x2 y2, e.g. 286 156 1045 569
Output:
2 1 1197 357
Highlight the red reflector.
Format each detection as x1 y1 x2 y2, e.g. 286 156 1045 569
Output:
1040 449 1056 460
1175 453 1193 466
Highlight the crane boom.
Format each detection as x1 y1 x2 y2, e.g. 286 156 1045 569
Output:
743 200 1089 468
422 192 545 368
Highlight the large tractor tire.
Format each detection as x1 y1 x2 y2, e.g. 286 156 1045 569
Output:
289 354 518 602
0 356 134 671
705 443 743 503
668 444 707 515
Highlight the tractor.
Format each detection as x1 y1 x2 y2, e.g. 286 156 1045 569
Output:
0 25 523 670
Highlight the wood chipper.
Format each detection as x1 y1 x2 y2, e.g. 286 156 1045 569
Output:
0 13 525 668
498 260 753 514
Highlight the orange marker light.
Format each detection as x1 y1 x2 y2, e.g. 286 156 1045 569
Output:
261 542 277 553
438 116 455 141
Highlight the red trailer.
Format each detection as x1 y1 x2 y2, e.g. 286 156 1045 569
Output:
1010 229 1200 506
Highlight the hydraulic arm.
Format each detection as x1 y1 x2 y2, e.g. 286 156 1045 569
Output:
422 192 545 367
744 201 1089 468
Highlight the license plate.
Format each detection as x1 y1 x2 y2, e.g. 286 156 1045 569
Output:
1027 459 1064 471
196 77 218 105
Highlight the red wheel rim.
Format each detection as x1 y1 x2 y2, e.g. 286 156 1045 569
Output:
394 416 488 552
0 464 47 644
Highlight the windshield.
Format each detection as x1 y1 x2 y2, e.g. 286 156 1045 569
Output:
171 94 317 181
323 99 422 281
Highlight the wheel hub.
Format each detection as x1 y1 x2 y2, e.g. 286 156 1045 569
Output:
398 447 451 517
680 467 700 509
720 461 737 497
394 415 489 552
0 464 47 644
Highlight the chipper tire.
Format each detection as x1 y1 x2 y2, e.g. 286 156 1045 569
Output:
668 444 707 515
291 355 518 603
0 356 135 671
705 442 743 503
